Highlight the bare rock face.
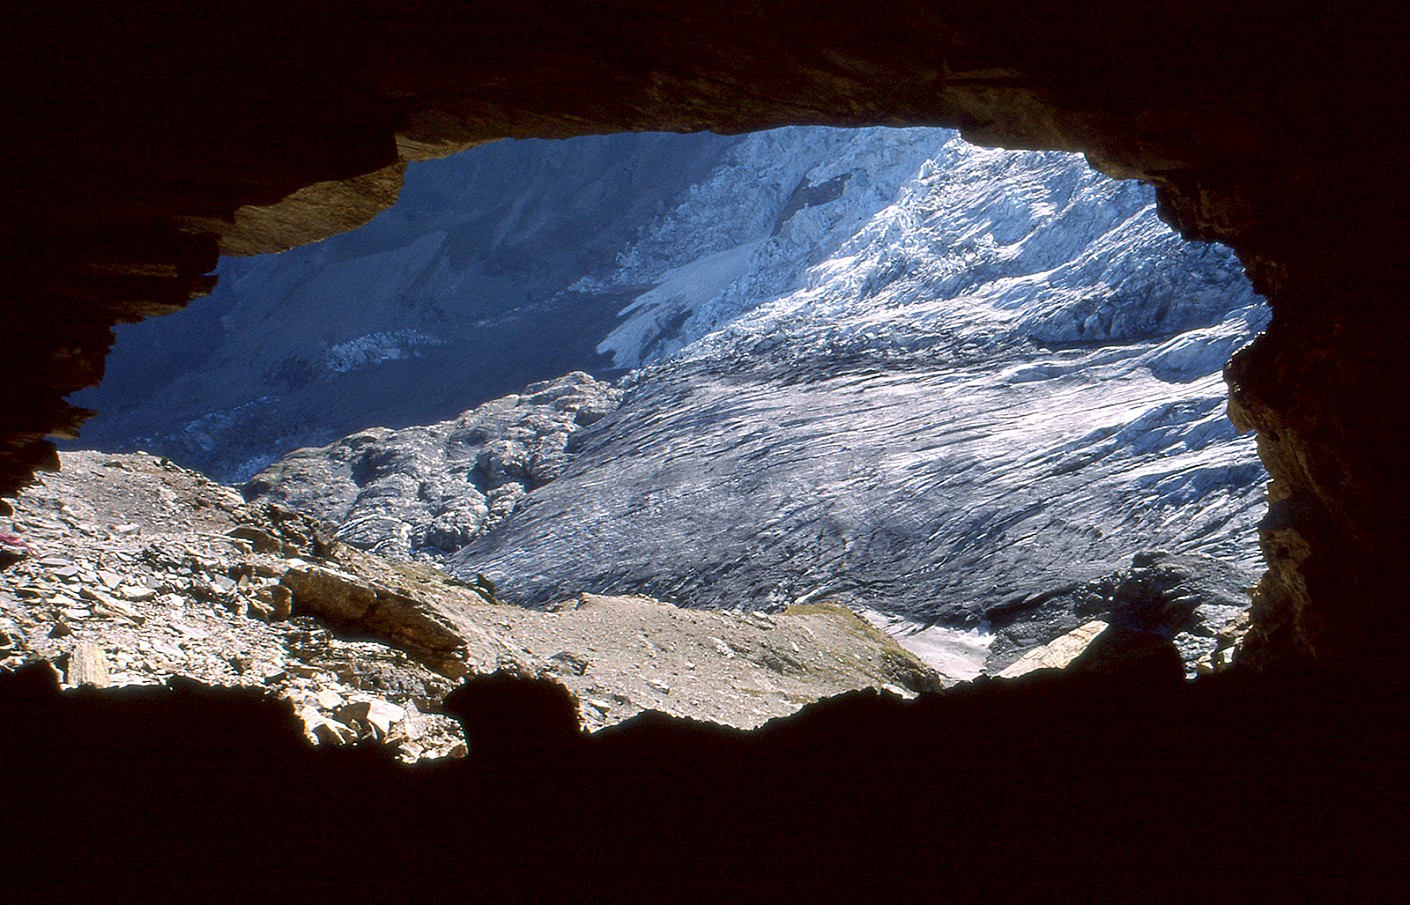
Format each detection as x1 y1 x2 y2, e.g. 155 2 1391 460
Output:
3 4 1407 662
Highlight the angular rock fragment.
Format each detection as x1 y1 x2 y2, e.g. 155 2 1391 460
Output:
280 564 473 676
547 651 590 676
67 641 110 688
998 621 1110 678
248 585 292 622
336 699 406 739
301 708 357 746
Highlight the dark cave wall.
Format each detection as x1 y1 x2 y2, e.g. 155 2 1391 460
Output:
4 1 1406 662
3 662 1406 901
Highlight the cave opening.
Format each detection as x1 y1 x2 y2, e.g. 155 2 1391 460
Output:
4 126 1271 749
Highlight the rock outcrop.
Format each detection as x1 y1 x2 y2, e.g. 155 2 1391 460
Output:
0 451 470 759
980 551 1252 678
246 372 620 557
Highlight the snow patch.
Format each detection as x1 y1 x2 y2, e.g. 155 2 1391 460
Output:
859 608 995 683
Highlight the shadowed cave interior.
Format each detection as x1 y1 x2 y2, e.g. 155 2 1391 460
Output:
2 2 1407 899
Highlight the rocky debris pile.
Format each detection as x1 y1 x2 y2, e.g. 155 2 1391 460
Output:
1 451 942 759
246 372 620 559
0 453 468 760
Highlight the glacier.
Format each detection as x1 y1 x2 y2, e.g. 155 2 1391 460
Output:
439 129 1268 634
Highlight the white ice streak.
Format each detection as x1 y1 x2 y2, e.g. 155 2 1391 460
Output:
325 330 444 374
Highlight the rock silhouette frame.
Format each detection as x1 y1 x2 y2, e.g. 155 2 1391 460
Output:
2 660 1404 900
1 4 1407 896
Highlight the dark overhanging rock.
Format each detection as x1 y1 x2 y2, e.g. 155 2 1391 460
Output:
3 2 1406 664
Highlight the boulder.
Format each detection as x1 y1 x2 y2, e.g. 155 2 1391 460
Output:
998 621 1110 678
280 564 476 677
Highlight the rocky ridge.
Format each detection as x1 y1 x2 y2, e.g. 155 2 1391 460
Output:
246 372 621 559
0 451 942 760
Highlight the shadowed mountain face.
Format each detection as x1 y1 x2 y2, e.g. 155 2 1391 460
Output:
73 133 740 481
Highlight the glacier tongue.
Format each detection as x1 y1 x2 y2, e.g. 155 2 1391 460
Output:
441 127 1268 643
